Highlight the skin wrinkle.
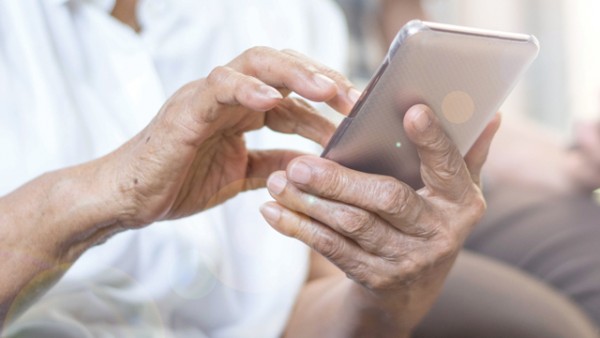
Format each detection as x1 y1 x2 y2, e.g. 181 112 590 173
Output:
275 100 305 141
160 98 212 147
205 136 246 209
376 180 411 217
317 228 346 262
232 47 342 105
228 110 264 135
420 163 472 204
336 205 371 238
276 49 354 111
239 47 300 90
348 261 380 289
271 160 460 292
333 205 377 242
272 107 498 337
284 181 399 260
127 150 181 221
169 136 222 217
381 189 432 238
321 163 350 199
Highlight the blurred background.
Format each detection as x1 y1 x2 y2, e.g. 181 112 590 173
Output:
426 0 600 136
338 0 600 138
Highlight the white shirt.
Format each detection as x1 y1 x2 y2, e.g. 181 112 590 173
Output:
0 0 348 336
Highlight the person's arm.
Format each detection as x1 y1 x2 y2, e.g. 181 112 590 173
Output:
0 47 360 329
264 105 501 337
0 159 129 327
286 252 447 338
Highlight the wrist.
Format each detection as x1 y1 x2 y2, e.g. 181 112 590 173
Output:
344 259 456 337
44 158 130 263
342 280 415 337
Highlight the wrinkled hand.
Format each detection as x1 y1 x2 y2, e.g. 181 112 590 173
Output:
261 105 500 330
101 47 358 228
567 120 600 192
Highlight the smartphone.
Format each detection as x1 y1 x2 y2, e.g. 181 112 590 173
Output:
321 20 539 188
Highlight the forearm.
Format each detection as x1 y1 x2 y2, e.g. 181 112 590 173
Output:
0 158 126 327
285 265 453 338
285 276 410 338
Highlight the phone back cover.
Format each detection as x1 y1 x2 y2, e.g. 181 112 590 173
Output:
322 20 539 188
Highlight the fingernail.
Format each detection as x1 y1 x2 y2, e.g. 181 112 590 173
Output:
288 161 312 184
312 73 336 91
414 107 431 132
267 174 287 195
348 88 362 104
258 85 283 100
260 204 281 223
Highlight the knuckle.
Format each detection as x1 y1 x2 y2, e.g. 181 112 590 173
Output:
422 133 461 165
432 152 463 181
206 65 233 86
377 180 409 215
244 46 274 58
314 231 344 260
363 273 396 291
319 165 348 198
336 208 373 238
280 48 299 56
420 125 447 147
242 46 277 69
343 259 370 283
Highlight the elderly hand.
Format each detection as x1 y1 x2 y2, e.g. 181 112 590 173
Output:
261 104 500 333
103 47 358 228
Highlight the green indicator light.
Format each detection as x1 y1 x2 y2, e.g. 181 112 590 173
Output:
395 142 402 148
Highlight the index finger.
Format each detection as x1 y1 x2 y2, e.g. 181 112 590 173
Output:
280 155 432 236
228 47 360 115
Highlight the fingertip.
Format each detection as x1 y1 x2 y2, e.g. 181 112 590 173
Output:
259 84 284 100
335 87 362 116
266 170 288 196
312 73 337 91
348 88 362 105
480 112 503 145
404 104 435 140
287 159 314 185
464 112 503 182
490 112 502 132
260 202 282 224
249 85 283 111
